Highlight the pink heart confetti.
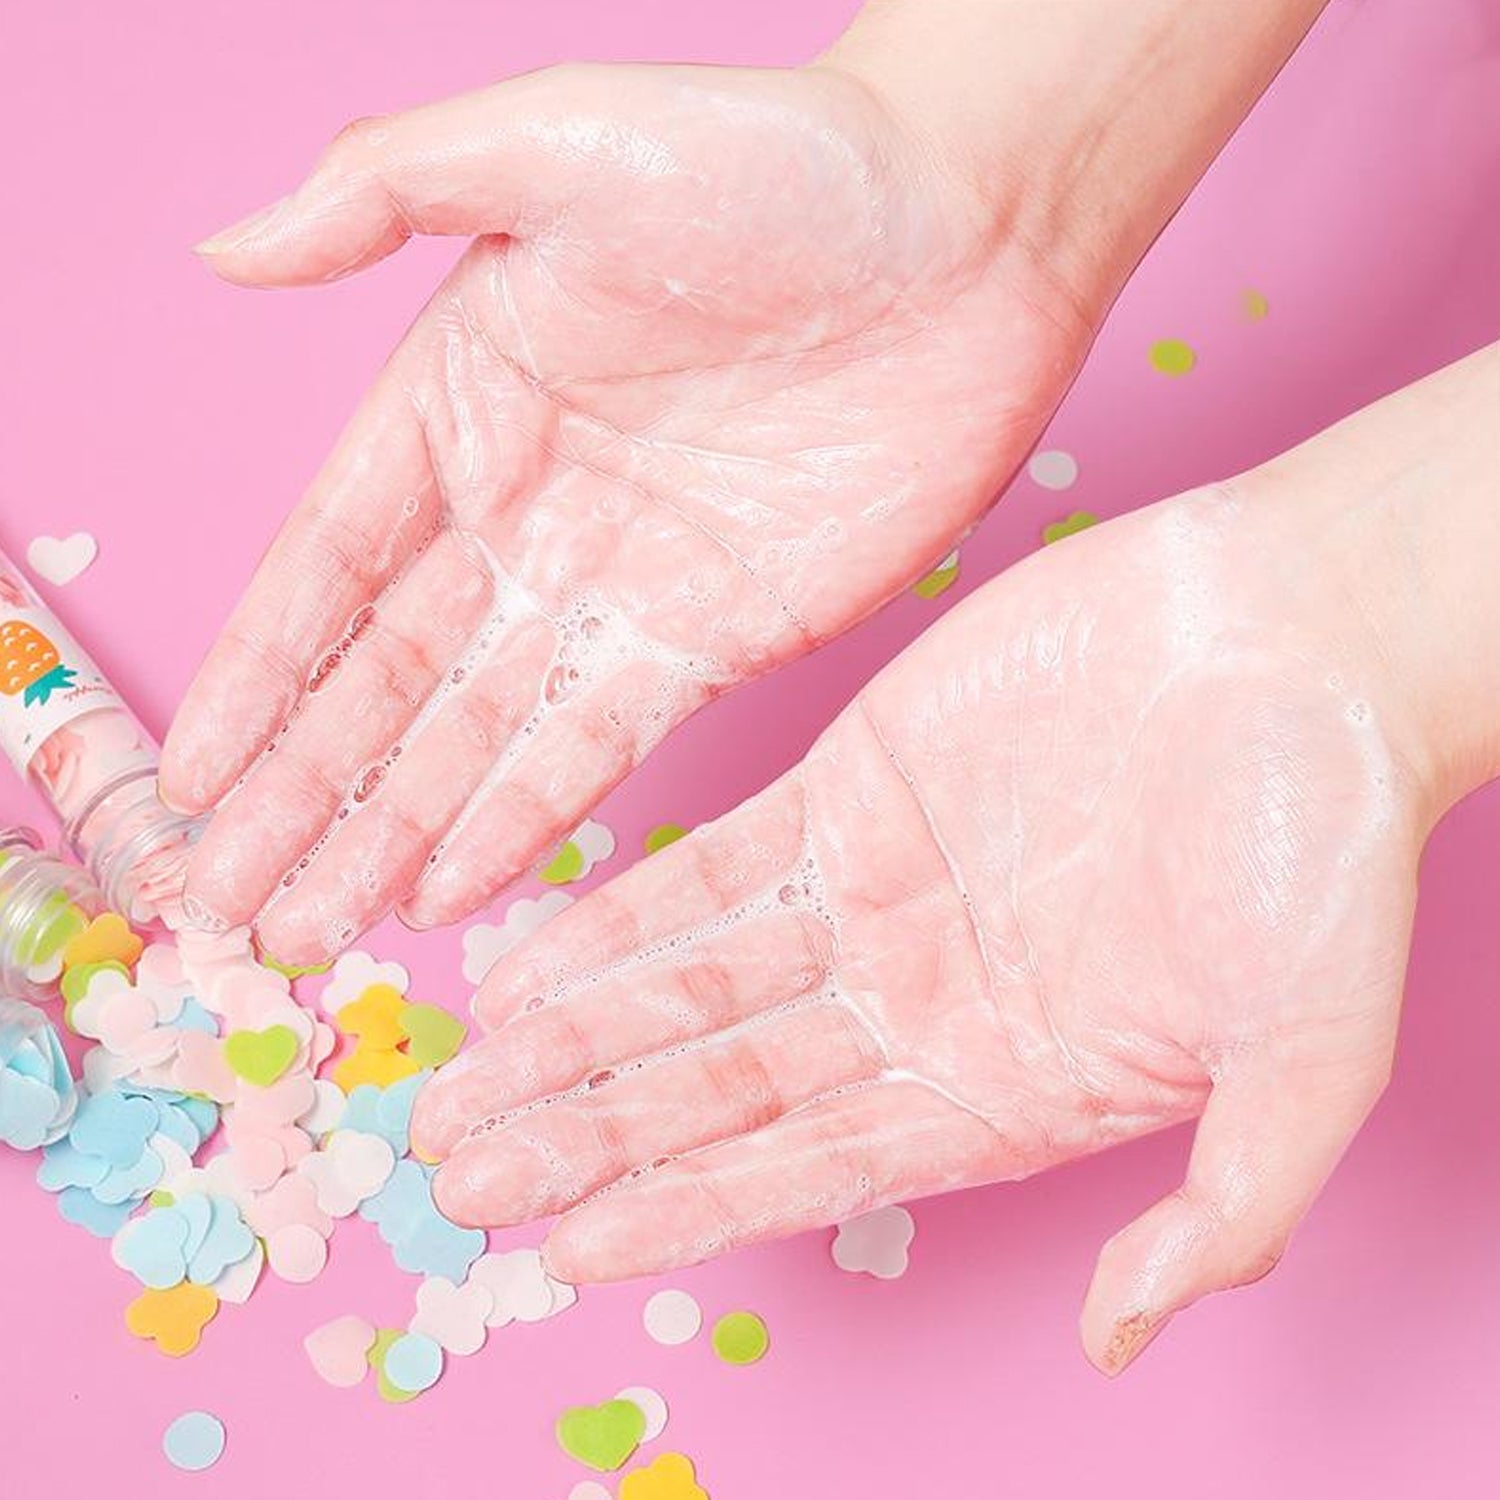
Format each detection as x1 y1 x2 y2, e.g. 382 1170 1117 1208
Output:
304 1315 377 1388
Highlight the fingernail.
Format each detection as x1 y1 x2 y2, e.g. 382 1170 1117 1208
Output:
1101 1311 1168 1375
194 195 292 256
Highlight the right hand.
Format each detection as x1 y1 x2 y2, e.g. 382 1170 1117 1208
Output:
162 60 1098 962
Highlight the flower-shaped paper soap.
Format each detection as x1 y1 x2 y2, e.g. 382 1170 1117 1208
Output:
0 997 77 1149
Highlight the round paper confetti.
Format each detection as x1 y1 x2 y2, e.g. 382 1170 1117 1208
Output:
617 1385 669 1443
1241 288 1270 321
570 1485 613 1500
711 1311 769 1365
163 1411 226 1472
1149 338 1197 376
1026 449 1078 490
644 824 688 855
643 1288 702 1346
383 1331 445 1394
912 548 960 599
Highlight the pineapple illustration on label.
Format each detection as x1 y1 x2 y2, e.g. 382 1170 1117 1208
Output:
0 620 79 707
0 588 128 775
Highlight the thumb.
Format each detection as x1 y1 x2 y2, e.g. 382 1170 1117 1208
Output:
194 67 596 286
1080 1024 1395 1376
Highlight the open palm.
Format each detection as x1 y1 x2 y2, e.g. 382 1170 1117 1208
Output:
415 483 1423 1373
161 62 1092 961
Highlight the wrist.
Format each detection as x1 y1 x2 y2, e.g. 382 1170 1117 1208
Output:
1235 344 1500 827
819 0 1328 320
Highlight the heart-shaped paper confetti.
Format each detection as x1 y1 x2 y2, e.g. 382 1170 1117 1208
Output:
557 1399 648 1472
305 1315 377 1388
398 1004 466 1069
470 1249 564 1326
26 531 98 586
298 1129 396 1217
225 1025 299 1087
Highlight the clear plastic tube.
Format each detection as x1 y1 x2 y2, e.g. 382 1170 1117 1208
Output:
0 826 105 998
0 550 202 921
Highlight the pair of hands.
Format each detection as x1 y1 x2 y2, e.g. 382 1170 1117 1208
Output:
160 56 1449 1373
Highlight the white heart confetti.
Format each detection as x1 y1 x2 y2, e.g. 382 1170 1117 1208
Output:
297 1130 396 1217
468 1249 574 1327
26 531 98 586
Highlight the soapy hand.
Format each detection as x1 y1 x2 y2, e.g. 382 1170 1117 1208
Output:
414 471 1436 1375
160 61 1094 960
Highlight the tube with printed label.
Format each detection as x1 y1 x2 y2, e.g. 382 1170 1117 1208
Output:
0 549 201 922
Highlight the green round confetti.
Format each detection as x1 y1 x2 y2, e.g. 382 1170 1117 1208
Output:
1149 338 1196 376
912 550 960 600
643 824 688 855
711 1311 769 1366
540 841 586 885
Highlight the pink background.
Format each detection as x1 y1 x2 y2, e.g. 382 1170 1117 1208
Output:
3 1 1499 1495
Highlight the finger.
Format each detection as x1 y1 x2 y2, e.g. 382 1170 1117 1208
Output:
434 998 883 1226
161 365 441 812
1079 1031 1395 1377
539 1079 1008 1283
193 69 603 286
468 771 811 1030
248 615 557 962
411 907 835 1158
183 528 497 926
396 660 711 932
